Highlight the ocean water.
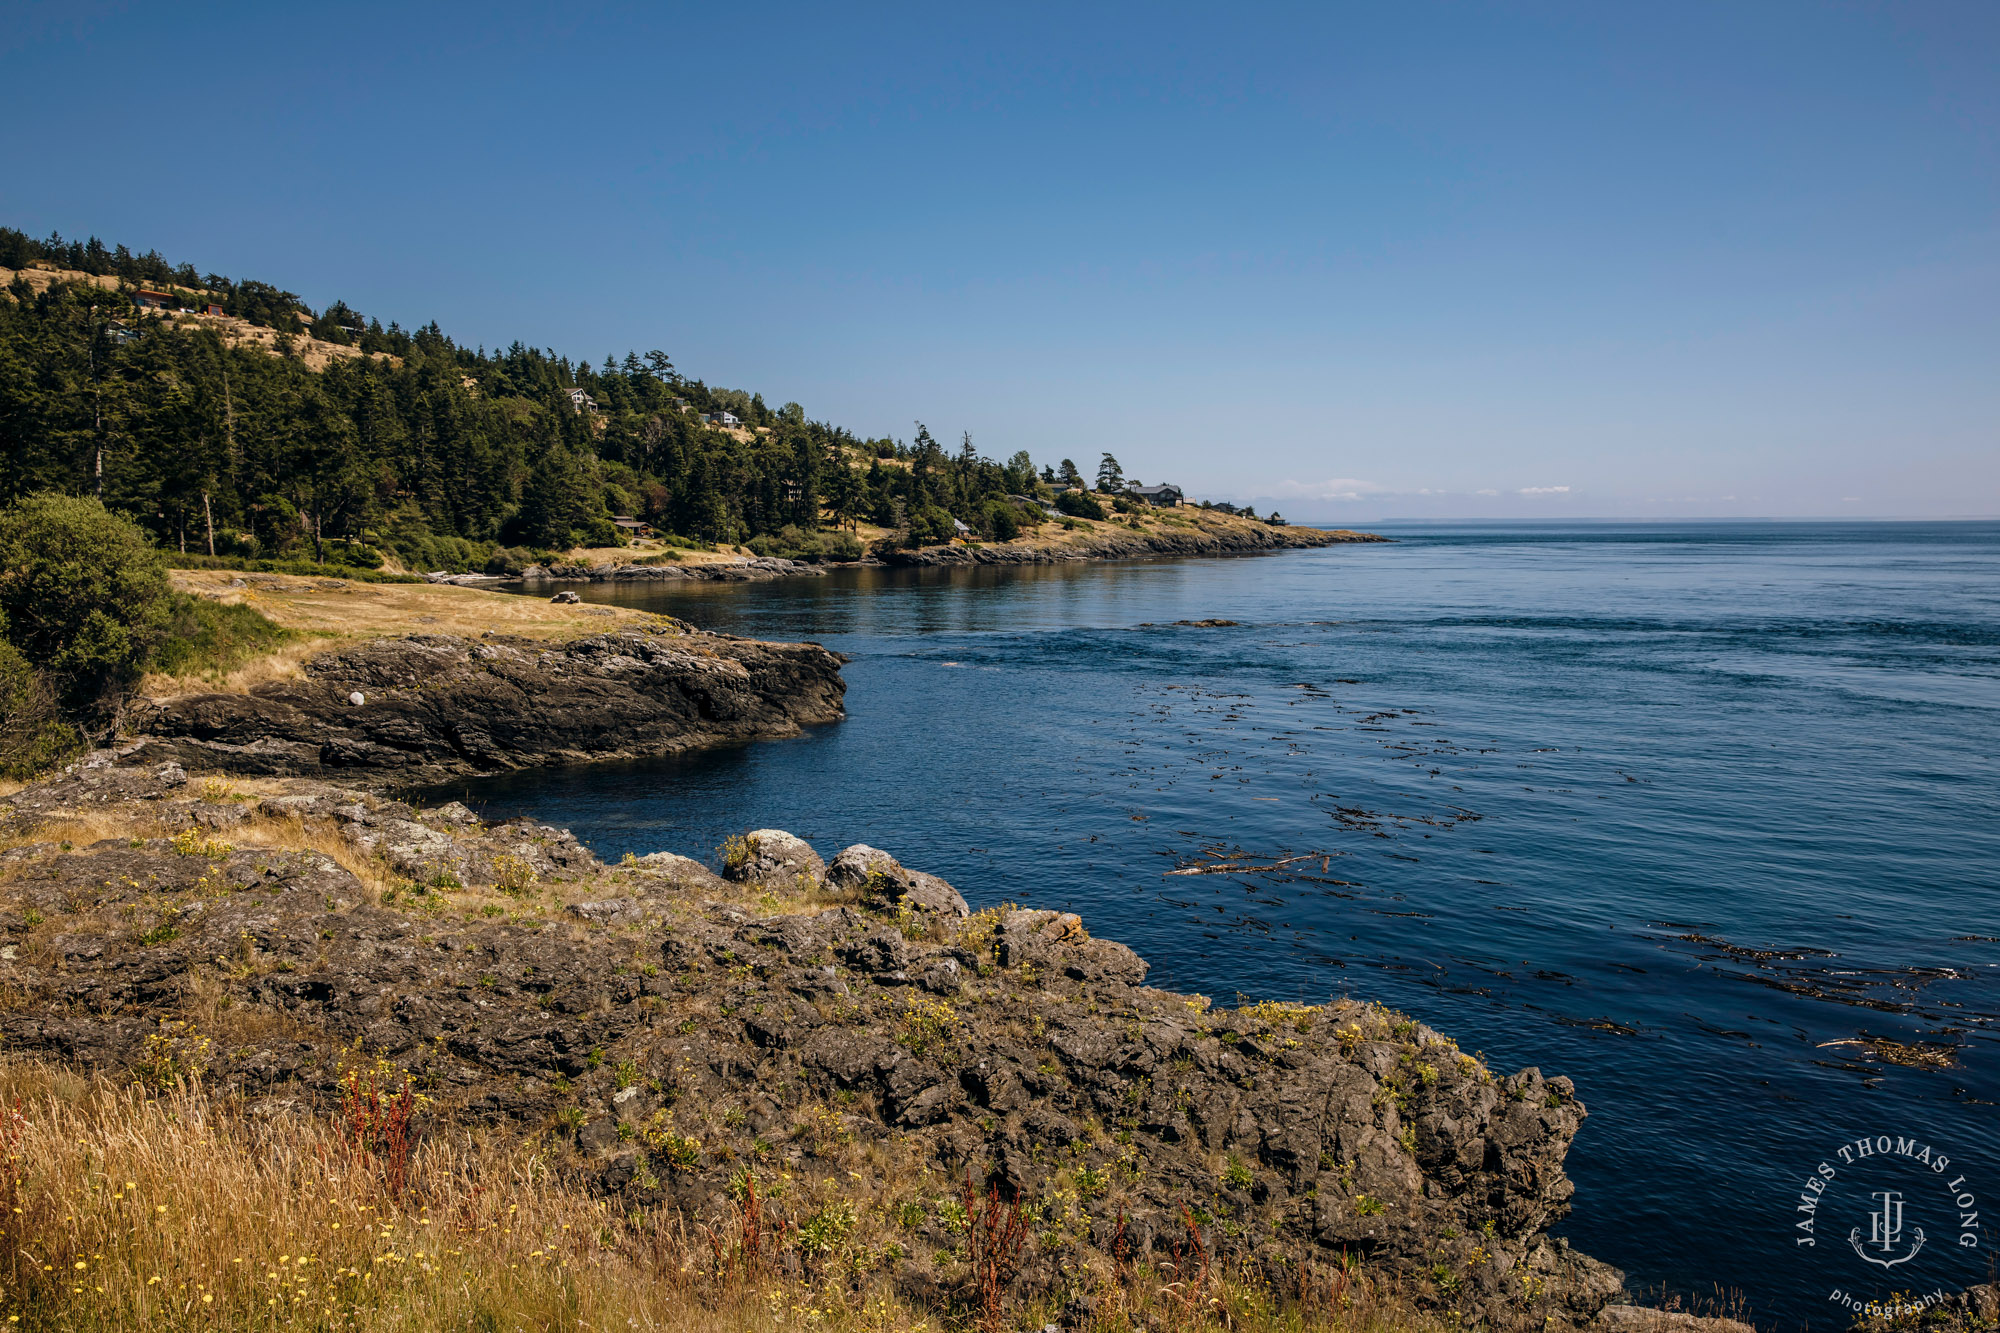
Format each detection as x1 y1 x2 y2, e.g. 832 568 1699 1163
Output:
445 522 2000 1327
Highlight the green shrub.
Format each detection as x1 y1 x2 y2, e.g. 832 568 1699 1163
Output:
1112 494 1140 515
150 597 297 682
904 505 958 548
747 525 866 563
983 500 1020 542
0 641 82 778
0 492 174 707
1055 489 1105 521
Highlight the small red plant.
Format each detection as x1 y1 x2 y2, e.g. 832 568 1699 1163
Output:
339 1065 419 1199
962 1171 1031 1333
1161 1206 1213 1329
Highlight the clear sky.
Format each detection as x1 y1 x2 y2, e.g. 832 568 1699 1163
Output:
4 2 1995 519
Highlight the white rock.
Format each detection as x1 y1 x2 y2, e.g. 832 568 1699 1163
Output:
348 691 365 705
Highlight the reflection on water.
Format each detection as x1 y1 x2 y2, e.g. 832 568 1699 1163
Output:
441 523 2000 1326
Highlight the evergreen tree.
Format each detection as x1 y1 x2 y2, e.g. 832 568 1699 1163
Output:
518 446 594 549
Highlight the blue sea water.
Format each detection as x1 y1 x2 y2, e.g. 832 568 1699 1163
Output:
447 521 2000 1327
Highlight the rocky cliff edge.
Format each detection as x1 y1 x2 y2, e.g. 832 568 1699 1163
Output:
0 757 1626 1330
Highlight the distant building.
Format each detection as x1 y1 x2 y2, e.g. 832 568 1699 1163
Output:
567 387 599 414
952 518 973 539
133 289 175 310
1128 483 1183 507
204 303 225 317
105 320 139 346
611 515 651 537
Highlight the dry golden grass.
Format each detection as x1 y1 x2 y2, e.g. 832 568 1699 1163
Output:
140 637 336 700
143 572 676 701
561 544 746 568
0 1058 1447 1333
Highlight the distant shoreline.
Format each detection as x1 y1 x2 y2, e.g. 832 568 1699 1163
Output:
485 511 1388 586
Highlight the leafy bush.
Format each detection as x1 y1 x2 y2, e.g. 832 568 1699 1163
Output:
1055 489 1105 521
747 525 866 563
0 640 82 777
904 505 958 548
323 539 385 569
1112 494 1140 515
580 515 625 548
150 597 297 682
378 529 495 575
983 500 1020 542
0 493 174 707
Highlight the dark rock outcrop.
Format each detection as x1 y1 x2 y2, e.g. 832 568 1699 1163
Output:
0 761 1625 1330
121 627 846 783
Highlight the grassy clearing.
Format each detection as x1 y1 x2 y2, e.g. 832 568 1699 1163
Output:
149 598 302 688
0 1060 1448 1333
165 568 660 639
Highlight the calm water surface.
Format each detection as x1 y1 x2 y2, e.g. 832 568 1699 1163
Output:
447 522 2000 1326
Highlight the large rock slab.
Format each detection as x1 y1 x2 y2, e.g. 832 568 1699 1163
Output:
121 629 846 783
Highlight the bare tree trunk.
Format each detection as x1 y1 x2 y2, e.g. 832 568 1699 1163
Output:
203 490 215 556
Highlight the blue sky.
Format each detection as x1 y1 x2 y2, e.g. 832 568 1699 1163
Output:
4 2 1995 518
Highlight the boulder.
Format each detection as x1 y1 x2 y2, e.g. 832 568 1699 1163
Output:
826 844 970 917
725 830 825 890
625 851 731 895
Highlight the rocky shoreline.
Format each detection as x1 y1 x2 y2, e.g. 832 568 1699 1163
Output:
125 624 846 784
882 521 1384 567
417 519 1386 588
1 755 1629 1331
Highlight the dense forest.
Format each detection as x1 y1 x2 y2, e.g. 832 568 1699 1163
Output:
0 227 1177 572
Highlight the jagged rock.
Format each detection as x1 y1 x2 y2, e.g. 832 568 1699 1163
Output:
725 829 826 890
625 851 730 895
827 844 970 917
566 899 645 925
550 591 581 604
120 630 847 783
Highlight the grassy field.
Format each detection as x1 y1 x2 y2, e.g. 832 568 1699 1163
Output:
143 571 665 699
0 1059 1446 1333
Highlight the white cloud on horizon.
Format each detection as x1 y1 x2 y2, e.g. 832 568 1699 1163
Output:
1274 477 1388 502
1517 485 1572 496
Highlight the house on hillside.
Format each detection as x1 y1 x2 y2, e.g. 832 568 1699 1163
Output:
612 515 651 538
105 321 138 347
567 387 599 414
701 409 741 427
952 518 973 539
133 289 175 310
1128 483 1183 507
203 302 225 317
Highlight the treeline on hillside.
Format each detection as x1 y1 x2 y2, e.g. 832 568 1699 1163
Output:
0 227 1204 572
